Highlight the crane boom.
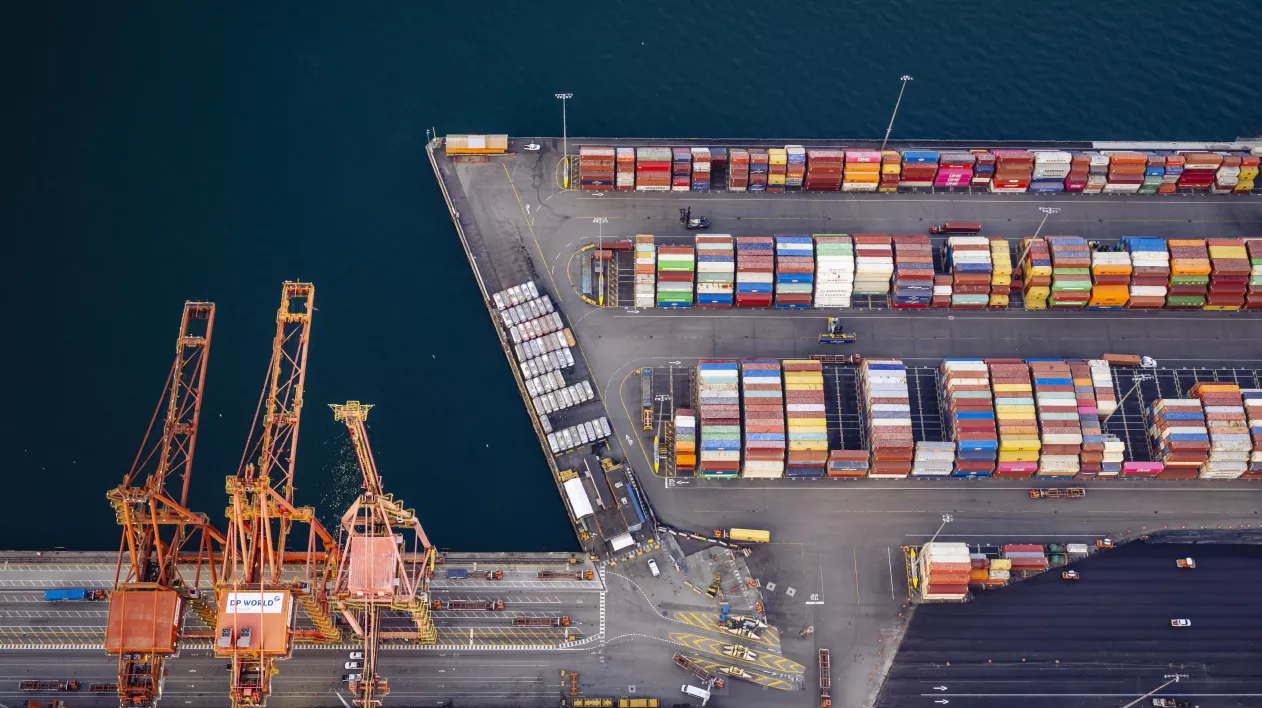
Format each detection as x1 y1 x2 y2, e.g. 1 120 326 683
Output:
216 283 340 708
105 301 225 708
330 401 437 707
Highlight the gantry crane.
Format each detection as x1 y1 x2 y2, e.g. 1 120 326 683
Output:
105 301 225 708
330 401 438 708
215 282 340 708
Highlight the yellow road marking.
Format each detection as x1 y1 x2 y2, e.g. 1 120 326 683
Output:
503 165 561 296
668 632 803 675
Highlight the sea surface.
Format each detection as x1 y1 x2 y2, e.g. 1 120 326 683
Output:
6 2 1262 551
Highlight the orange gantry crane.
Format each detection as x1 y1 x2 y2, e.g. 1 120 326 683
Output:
214 282 341 707
105 302 226 708
104 302 225 706
330 401 438 708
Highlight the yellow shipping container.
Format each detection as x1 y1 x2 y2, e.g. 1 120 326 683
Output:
1204 305 1242 310
989 294 1009 307
991 274 1012 286
1234 179 1255 192
768 173 786 185
1239 165 1259 179
1208 245 1247 258
993 385 1031 393
990 558 1013 570
999 450 1040 461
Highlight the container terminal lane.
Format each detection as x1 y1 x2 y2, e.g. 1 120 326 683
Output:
6 137 1262 708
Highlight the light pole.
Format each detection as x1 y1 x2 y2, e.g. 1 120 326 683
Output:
880 75 914 152
555 93 573 187
1034 206 1061 238
926 514 953 547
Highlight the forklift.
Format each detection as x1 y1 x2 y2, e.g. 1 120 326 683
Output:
818 318 857 345
679 207 712 230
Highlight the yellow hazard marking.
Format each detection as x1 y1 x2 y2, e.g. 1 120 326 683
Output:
668 632 804 675
690 655 795 691
0 625 105 646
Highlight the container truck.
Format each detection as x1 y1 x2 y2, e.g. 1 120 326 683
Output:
928 222 982 234
1028 488 1086 499
538 569 594 580
432 599 503 611
20 680 80 692
819 648 832 707
43 589 105 602
445 569 468 579
713 528 771 543
671 653 723 689
512 615 570 627
89 682 119 693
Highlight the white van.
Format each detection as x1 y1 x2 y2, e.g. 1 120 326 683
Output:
682 684 710 699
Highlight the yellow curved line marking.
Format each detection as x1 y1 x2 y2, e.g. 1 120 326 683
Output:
619 368 663 478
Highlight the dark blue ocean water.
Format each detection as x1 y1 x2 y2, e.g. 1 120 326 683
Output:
6 2 1261 551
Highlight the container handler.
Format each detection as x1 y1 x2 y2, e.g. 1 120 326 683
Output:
818 318 857 345
1061 570 1080 581
679 207 711 230
1176 557 1196 569
1096 538 1114 550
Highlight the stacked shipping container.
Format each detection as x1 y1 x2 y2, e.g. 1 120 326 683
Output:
1122 237 1170 308
671 148 691 192
1030 361 1082 477
741 359 785 478
727 149 749 192
899 151 937 188
804 149 843 191
880 151 902 192
774 235 814 308
1088 249 1131 309
934 152 974 189
1167 239 1211 308
827 450 870 478
1104 152 1145 194
634 236 656 308
786 146 806 189
1069 362 1104 477
853 234 894 297
990 150 1033 193
697 361 740 478
1030 151 1070 193
913 441 955 477
891 235 933 307
991 360 1040 477
674 409 697 474
1205 239 1249 310
695 235 735 307
1250 241 1262 309
783 360 828 477
656 245 695 308
749 148 769 192
690 148 711 191
1243 389 1262 478
1191 383 1249 479
735 237 774 307
843 150 881 192
813 235 855 308
862 359 914 478
635 147 671 191
989 237 1012 308
1148 398 1207 478
1003 544 1050 572
919 542 970 601
1021 238 1052 309
615 148 635 191
578 147 615 191
1047 236 1092 308
940 360 997 477
945 236 991 308
767 148 787 193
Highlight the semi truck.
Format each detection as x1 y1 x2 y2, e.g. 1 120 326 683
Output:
819 648 832 707
512 615 570 627
432 599 503 611
19 680 80 691
538 569 593 580
712 528 771 543
43 589 106 602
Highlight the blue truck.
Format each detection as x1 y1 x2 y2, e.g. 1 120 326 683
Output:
44 588 106 602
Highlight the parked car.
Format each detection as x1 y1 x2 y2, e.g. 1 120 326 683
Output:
647 559 660 577
345 661 363 670
1170 619 1191 628
349 651 364 660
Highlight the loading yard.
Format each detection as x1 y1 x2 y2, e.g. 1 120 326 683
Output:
420 136 1262 708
